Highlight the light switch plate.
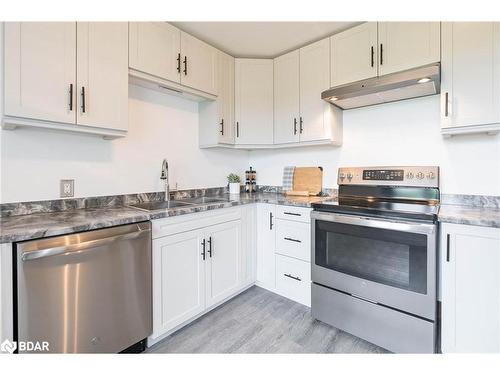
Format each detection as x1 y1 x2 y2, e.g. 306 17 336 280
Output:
60 179 74 198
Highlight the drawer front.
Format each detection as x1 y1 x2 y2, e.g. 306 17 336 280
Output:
276 205 311 223
275 254 311 307
275 219 310 262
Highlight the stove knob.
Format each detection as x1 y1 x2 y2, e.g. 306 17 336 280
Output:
347 173 353 181
416 172 425 179
339 172 345 181
406 172 414 179
427 172 436 180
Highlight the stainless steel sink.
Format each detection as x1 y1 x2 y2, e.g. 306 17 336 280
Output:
129 200 194 211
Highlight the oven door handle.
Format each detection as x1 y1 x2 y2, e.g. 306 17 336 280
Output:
311 211 436 235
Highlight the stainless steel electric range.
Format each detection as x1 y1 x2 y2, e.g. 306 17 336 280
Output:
310 166 439 353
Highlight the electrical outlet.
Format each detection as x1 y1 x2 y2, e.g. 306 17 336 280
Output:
60 179 74 198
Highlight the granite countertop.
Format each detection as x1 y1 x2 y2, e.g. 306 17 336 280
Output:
438 204 500 229
0 193 331 244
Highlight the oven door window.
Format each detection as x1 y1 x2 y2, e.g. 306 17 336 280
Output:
315 220 428 294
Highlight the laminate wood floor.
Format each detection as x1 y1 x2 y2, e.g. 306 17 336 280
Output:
146 286 388 354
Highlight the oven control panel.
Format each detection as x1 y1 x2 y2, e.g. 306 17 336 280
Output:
338 166 439 187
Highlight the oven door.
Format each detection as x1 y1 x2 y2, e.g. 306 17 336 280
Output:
311 211 436 320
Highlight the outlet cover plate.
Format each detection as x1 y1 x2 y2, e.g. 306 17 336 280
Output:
60 179 74 198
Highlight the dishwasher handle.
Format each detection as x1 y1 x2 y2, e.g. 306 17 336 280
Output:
21 229 150 262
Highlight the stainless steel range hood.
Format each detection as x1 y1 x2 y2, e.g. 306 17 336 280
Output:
321 63 440 110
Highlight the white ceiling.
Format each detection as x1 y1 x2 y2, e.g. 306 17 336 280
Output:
172 22 362 58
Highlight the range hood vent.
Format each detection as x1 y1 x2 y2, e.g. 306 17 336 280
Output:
321 64 441 110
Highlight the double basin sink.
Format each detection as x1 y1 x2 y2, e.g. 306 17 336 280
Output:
129 196 234 211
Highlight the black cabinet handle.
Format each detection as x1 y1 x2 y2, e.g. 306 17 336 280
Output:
299 117 303 134
284 273 302 282
446 234 450 262
220 119 224 135
236 122 239 138
183 56 187 75
444 92 449 117
380 43 383 65
177 53 181 73
294 118 297 135
80 86 86 113
68 84 73 111
201 238 206 260
208 236 213 258
371 46 374 67
269 212 274 230
284 237 301 243
284 211 301 216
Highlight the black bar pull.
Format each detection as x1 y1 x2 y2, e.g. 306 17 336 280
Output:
201 239 206 260
183 56 187 75
236 122 240 138
284 237 301 243
294 118 297 135
68 84 73 111
220 119 224 135
177 53 181 73
208 236 213 258
269 212 274 230
371 46 374 67
380 43 383 65
80 86 86 113
284 211 301 216
446 234 451 262
444 92 449 117
299 117 303 134
284 273 301 282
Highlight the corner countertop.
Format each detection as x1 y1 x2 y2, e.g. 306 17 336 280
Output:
437 204 500 229
0 193 330 244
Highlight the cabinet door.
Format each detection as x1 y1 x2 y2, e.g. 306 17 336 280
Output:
240 205 257 287
217 51 235 144
180 32 217 95
274 50 300 144
152 230 206 338
235 59 274 145
299 37 331 142
441 223 500 353
330 22 378 87
256 204 276 290
128 22 181 83
205 220 241 307
441 23 500 129
4 22 76 124
378 22 440 76
76 22 128 131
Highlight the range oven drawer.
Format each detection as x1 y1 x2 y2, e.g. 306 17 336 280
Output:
275 254 311 307
312 283 436 353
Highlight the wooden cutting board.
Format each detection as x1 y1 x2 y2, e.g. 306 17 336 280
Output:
292 167 323 196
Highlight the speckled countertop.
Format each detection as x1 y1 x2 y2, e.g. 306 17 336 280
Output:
0 193 332 244
2 192 499 244
438 205 500 229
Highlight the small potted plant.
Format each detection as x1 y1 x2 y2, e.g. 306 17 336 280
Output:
227 173 241 195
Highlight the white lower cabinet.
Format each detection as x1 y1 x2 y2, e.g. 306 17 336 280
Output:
150 207 255 344
256 203 277 290
441 223 500 353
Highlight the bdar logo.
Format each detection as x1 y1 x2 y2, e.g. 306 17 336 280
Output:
1 339 17 354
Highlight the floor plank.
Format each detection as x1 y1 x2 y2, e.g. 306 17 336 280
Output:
146 286 388 354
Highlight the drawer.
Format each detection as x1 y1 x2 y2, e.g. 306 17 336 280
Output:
275 219 310 262
275 254 311 307
276 205 311 223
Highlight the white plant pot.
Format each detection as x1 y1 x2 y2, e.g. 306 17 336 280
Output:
229 183 240 195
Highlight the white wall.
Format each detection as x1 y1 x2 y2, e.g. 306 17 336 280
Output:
0 84 249 203
249 96 500 196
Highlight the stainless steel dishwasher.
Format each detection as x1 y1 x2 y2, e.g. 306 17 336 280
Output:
14 222 152 353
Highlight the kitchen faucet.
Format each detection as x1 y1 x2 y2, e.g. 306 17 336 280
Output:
161 159 169 201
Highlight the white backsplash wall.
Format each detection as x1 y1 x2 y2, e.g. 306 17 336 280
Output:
0 84 249 203
249 96 500 196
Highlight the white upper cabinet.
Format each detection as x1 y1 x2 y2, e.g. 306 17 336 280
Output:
330 22 378 87
378 22 440 76
4 22 77 124
441 22 500 133
180 32 217 95
274 50 300 144
76 22 129 132
441 223 500 353
234 59 274 145
299 38 334 142
128 22 181 83
217 51 235 144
